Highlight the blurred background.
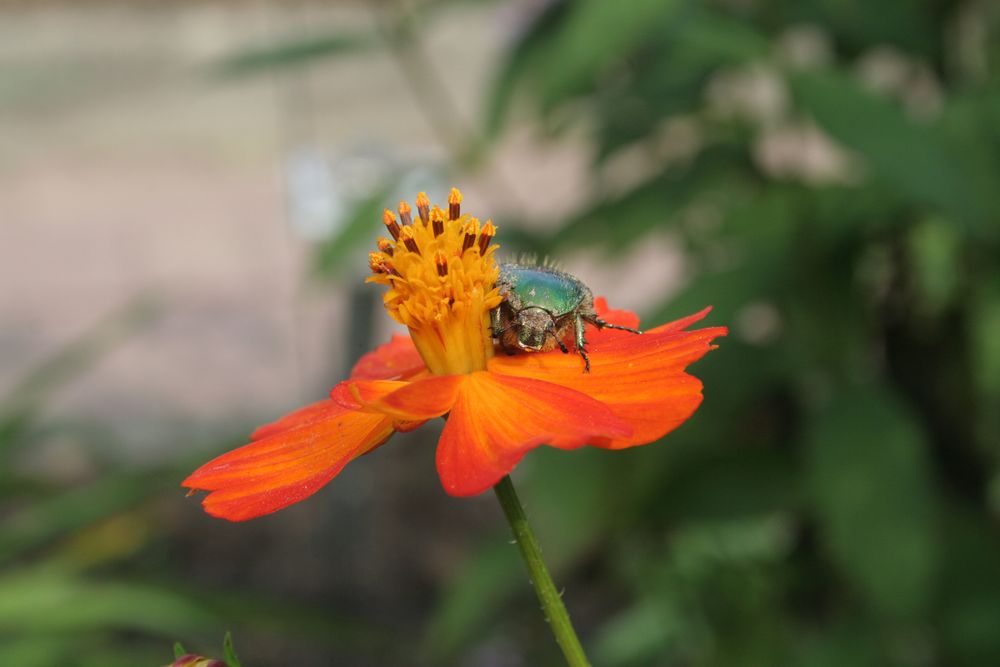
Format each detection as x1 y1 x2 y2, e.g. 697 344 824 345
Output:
2 0 1000 665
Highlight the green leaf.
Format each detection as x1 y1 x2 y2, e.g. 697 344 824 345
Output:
421 542 521 662
553 142 749 254
0 568 214 636
482 0 569 140
173 641 186 659
214 32 379 77
805 383 939 618
537 0 683 111
593 600 678 666
790 70 993 232
222 632 241 667
0 469 167 564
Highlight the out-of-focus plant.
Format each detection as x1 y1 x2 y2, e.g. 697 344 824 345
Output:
444 1 1000 666
0 298 214 667
170 633 241 667
203 0 1000 663
0 299 392 666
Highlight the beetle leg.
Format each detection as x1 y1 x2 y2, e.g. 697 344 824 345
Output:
490 307 502 337
586 315 643 335
575 313 591 373
545 319 570 354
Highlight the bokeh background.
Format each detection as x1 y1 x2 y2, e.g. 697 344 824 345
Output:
3 1 1000 665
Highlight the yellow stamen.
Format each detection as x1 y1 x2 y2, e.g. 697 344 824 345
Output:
368 189 502 375
448 187 462 220
430 207 445 237
383 209 401 241
398 200 412 227
478 220 496 255
461 219 478 252
400 225 421 255
415 192 431 225
377 237 394 256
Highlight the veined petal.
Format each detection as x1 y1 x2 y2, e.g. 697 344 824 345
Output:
437 372 632 496
350 334 426 380
489 323 727 449
183 400 393 521
347 375 463 421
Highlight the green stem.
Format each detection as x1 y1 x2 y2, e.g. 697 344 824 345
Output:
493 475 592 667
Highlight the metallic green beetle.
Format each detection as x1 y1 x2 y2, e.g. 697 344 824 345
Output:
491 262 642 372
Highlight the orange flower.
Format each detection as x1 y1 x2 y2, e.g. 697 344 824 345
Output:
184 190 726 520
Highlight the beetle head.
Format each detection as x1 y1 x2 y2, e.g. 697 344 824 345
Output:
516 307 556 351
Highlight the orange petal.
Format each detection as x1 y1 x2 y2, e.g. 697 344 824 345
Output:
349 374 463 421
350 334 426 380
183 400 394 521
436 372 632 496
489 322 727 449
330 379 410 411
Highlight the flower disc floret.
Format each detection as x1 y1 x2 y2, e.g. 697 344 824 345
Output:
368 188 502 375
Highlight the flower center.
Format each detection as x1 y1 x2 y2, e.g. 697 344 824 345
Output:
368 188 502 375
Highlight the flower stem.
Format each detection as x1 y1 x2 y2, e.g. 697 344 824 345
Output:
493 475 592 667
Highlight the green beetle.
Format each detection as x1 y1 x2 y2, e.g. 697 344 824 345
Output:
491 262 642 372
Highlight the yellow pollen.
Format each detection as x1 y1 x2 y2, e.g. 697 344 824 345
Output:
367 189 502 375
369 252 390 274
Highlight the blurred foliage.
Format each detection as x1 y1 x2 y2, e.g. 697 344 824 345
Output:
255 0 999 663
0 300 397 666
8 0 1000 665
438 0 1000 665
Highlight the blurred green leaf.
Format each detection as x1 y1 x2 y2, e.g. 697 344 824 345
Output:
214 32 380 76
593 600 678 666
794 620 882 667
805 383 939 618
482 0 569 141
421 541 520 662
223 632 241 667
790 70 994 232
0 568 214 636
907 217 961 316
537 0 683 112
549 142 750 255
0 469 167 564
173 641 186 659
938 504 1000 666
